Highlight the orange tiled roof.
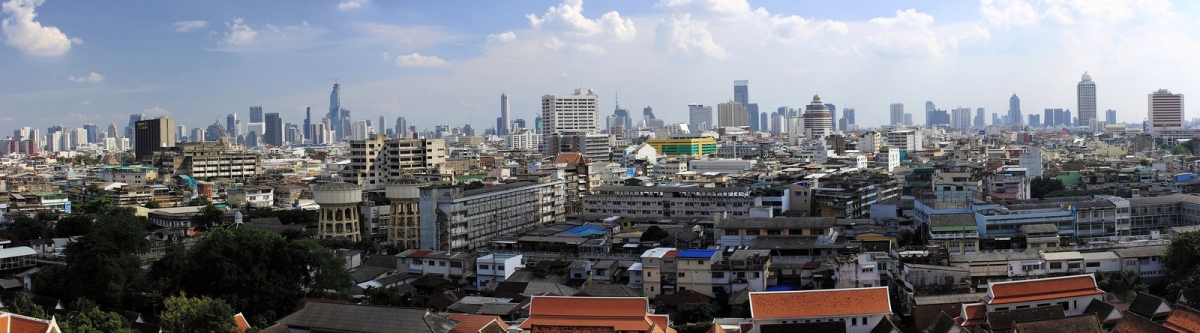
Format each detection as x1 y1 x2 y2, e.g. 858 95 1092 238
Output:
1165 305 1200 333
521 317 650 331
960 303 986 327
528 296 649 318
530 326 614 333
233 313 251 332
662 250 679 259
985 275 1102 305
648 314 669 330
448 314 508 333
748 287 890 319
7 316 49 333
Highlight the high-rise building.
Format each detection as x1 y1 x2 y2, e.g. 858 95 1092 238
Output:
688 104 713 132
761 116 770 133
717 101 748 127
226 113 239 139
825 103 837 131
1078 72 1096 128
126 113 144 139
192 127 204 143
1028 114 1041 127
803 95 832 138
1044 109 1055 127
974 108 985 128
541 89 599 154
249 106 263 123
1008 94 1022 125
340 108 352 141
890 103 904 125
926 109 950 128
395 117 407 139
176 125 186 142
843 108 855 126
641 106 662 128
904 113 913 125
134 117 175 160
83 123 99 143
378 116 385 136
734 80 748 106
770 113 783 136
612 107 632 130
1106 109 1117 124
1148 89 1184 132
205 121 226 142
304 107 312 140
951 107 972 130
264 113 283 146
329 84 342 141
993 113 1000 126
500 93 510 135
748 103 760 131
107 122 118 139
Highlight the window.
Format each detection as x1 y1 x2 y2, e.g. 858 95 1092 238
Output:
679 272 686 278
1059 302 1069 310
1049 262 1062 269
725 230 739 235
767 230 782 235
852 318 857 326
439 261 446 267
1086 262 1100 268
754 272 761 278
996 307 1009 311
712 272 724 278
746 230 760 235
479 264 489 270
497 265 504 270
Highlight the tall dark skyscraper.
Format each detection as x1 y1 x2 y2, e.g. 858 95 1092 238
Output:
734 80 748 106
500 93 510 135
340 108 351 140
395 117 407 138
825 103 837 131
748 103 759 131
249 106 263 123
83 123 99 143
1008 94 1022 125
329 83 342 140
126 113 144 140
264 113 283 146
843 108 855 126
226 113 239 138
134 117 175 160
304 107 312 140
974 108 985 128
1106 109 1117 124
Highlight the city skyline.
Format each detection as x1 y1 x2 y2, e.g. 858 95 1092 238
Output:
3 0 1200 135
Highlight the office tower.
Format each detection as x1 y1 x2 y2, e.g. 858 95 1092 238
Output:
463 124 476 136
890 103 904 125
925 101 935 113
748 103 760 131
825 103 837 131
378 116 385 137
734 80 748 106
205 121 226 142
264 113 283 146
541 89 599 153
1008 94 1022 125
1078 72 1096 128
69 128 86 149
770 113 783 136
761 117 770 133
904 113 913 125
777 106 787 116
176 125 186 142
1028 114 1040 127
107 122 118 139
993 113 1000 126
47 125 63 135
534 117 542 134
514 119 526 130
803 95 832 138
285 123 302 144
46 131 62 152
612 107 632 129
249 106 263 123
641 106 663 128
974 108 985 128
126 113 144 139
1148 89 1184 132
1058 109 1071 127
1106 109 1117 124
500 93 510 135
837 118 848 133
686 104 710 131
82 123 98 143
134 117 175 159
329 84 342 140
14 127 29 141
395 117 407 139
304 107 312 140
843 108 856 126
952 107 972 130
717 101 748 127
1044 109 1055 127
340 108 352 141
926 109 950 128
226 113 239 139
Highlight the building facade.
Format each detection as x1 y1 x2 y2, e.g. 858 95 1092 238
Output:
419 175 565 252
584 186 759 218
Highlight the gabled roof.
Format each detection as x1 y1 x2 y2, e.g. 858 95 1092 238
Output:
959 303 986 327
447 314 507 333
749 287 891 319
986 306 1064 332
1129 292 1173 319
1164 304 1200 333
1011 315 1103 333
276 302 459 333
1112 312 1171 333
519 296 656 332
924 311 962 333
1081 298 1123 325
984 275 1102 305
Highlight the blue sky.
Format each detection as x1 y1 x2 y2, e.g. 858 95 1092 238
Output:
3 0 1200 136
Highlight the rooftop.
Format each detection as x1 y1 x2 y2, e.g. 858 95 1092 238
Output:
985 275 1103 305
748 287 891 319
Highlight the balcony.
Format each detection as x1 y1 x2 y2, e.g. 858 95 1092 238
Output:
930 232 979 239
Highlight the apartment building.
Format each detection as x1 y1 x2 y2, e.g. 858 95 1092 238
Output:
98 165 158 185
640 247 676 300
712 249 771 294
584 186 759 218
394 249 474 284
673 249 720 298
928 213 979 254
340 134 448 190
475 253 522 289
715 216 841 247
419 174 565 252
157 141 260 180
1128 194 1200 236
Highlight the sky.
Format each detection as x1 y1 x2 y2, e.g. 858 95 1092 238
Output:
3 0 1200 136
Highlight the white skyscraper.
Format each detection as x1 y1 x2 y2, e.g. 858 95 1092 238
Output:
803 95 832 139
1148 89 1184 132
541 89 599 154
1078 72 1097 128
890 103 904 125
500 93 510 136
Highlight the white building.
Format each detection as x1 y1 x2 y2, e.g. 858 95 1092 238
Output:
1148 89 1183 133
506 130 540 150
476 253 522 289
419 175 565 251
1078 72 1097 128
339 135 448 190
803 95 832 139
886 130 919 153
1018 147 1043 177
541 89 599 155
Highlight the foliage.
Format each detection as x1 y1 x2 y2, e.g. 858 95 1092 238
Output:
316 238 376 253
1158 142 1169 150
160 294 236 333
1030 176 1065 199
463 181 485 190
189 196 212 207
1174 145 1193 156
5 293 47 319
149 228 352 323
61 306 136 333
1045 188 1132 199
671 303 715 325
35 212 151 309
640 226 670 242
363 286 429 307
54 214 94 237
1139 159 1152 166
1163 231 1200 299
6 215 48 243
244 207 317 225
145 200 162 209
673 323 713 333
193 205 227 230
1094 270 1143 296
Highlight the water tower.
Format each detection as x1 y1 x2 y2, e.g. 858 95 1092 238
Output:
385 178 428 249
313 181 363 241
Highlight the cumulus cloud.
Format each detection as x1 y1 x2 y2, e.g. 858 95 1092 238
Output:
67 72 103 83
980 0 1038 27
172 20 208 32
866 9 988 58
1 0 78 56
657 0 847 43
224 18 257 45
395 53 446 67
487 31 516 42
656 14 727 59
353 22 461 49
338 0 369 12
527 0 636 41
144 106 171 117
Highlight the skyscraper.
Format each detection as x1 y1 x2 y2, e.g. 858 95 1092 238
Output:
304 107 312 140
107 122 118 139
500 93 510 135
329 84 342 140
770 113 783 136
1077 72 1096 128
761 116 769 133
952 107 972 130
974 108 985 128
395 117 407 139
1106 109 1117 124
717 101 748 127
83 123 98 143
249 106 263 123
264 113 283 146
378 116 385 136
1148 89 1184 132
134 117 175 160
734 80 748 106
1008 94 1022 125
1044 109 1055 127
688 104 713 132
825 103 837 131
904 113 913 125
541 89 599 153
843 108 855 126
890 103 904 125
1028 114 1041 127
226 113 239 139
126 113 144 140
748 103 759 131
803 95 832 138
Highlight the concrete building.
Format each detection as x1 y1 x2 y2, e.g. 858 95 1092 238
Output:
804 95 832 139
385 179 426 249
419 175 565 251
688 104 713 132
475 253 522 289
505 130 539 150
640 247 676 299
1078 72 1097 128
1148 89 1184 133
584 186 759 218
314 182 363 242
339 134 448 190
890 103 904 125
134 117 176 160
541 89 599 155
718 101 749 128
645 136 717 158
157 141 260 180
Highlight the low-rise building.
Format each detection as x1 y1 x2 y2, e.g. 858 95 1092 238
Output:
971 275 1104 316
745 287 894 333
420 175 565 252
1113 245 1166 281
585 186 759 218
475 254 522 290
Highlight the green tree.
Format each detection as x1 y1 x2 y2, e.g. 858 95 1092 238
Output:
193 205 227 230
5 293 47 319
61 306 135 333
54 214 93 237
672 303 715 325
641 226 670 242
1174 145 1193 156
34 213 150 309
145 200 162 209
364 286 406 306
7 216 48 243
463 181 485 190
160 294 236 333
1164 231 1200 298
1030 176 1065 199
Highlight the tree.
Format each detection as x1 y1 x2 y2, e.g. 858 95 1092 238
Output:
1163 231 1200 299
1174 145 1193 156
61 306 135 333
160 294 236 333
364 286 406 307
1030 176 1065 199
145 200 162 209
7 216 48 243
54 214 93 237
5 293 47 319
672 303 715 325
641 226 670 242
192 205 227 230
463 181 485 190
35 213 150 309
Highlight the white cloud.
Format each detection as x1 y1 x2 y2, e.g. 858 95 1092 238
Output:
395 53 446 67
144 106 171 117
353 22 461 49
224 18 257 45
866 9 988 58
656 0 847 43
173 20 208 32
527 0 636 41
67 72 103 83
338 0 369 12
655 14 727 59
487 31 516 42
1 0 78 56
980 0 1038 27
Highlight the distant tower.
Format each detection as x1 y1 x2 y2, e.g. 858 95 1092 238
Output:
1078 72 1097 129
803 95 832 138
313 181 362 242
249 106 263 123
1148 89 1184 133
329 83 342 140
1008 94 1022 125
890 103 904 125
500 93 510 136
1106 109 1117 124
386 179 428 249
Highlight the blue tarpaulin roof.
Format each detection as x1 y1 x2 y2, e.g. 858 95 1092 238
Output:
556 225 606 237
766 285 797 292
675 249 719 259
